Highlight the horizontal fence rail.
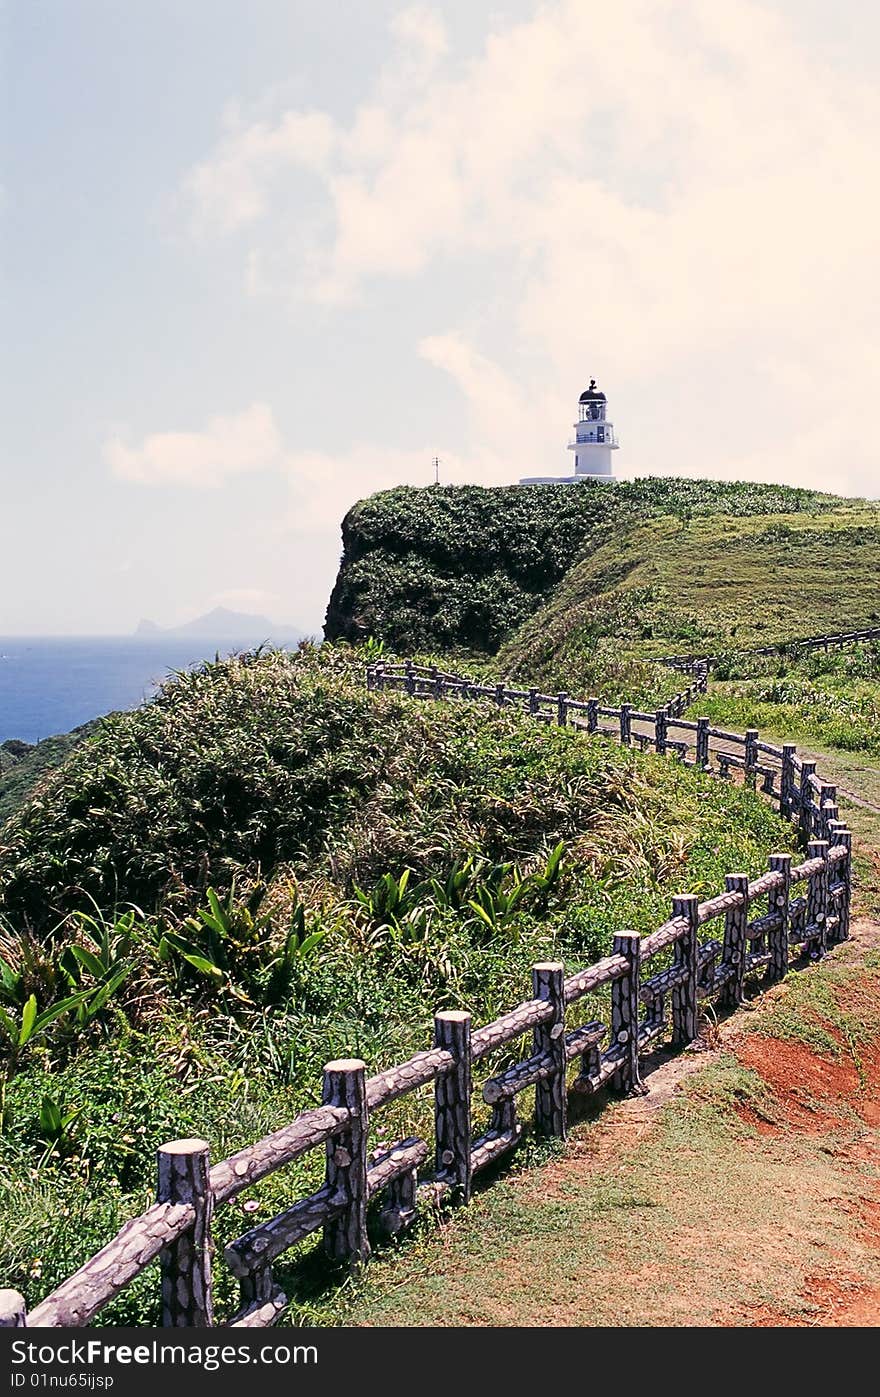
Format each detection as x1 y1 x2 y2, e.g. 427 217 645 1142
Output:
366 660 710 730
1 652 857 1332
654 623 880 675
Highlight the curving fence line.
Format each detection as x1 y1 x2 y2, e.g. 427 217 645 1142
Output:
654 623 880 675
0 657 854 1331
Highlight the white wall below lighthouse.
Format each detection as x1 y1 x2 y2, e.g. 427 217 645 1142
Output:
574 445 615 478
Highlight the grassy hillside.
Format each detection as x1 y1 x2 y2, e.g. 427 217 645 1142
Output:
690 642 880 758
325 479 852 655
0 644 795 1323
0 726 96 829
499 505 880 696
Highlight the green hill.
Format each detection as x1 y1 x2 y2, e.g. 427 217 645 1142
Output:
2 476 876 1325
324 478 852 655
499 504 880 695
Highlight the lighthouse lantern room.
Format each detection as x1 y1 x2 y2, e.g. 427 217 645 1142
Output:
519 379 619 485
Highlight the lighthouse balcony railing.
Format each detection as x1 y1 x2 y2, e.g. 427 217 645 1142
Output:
568 435 617 449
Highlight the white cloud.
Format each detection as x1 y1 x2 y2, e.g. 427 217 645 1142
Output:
105 403 283 487
177 0 880 496
185 111 337 237
282 440 508 535
388 5 448 59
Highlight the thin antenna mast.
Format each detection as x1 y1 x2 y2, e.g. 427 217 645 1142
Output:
432 455 441 485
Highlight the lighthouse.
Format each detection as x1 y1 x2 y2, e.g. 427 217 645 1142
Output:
519 379 619 485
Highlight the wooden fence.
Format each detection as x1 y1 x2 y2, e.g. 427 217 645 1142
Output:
655 623 880 675
367 658 710 724
0 659 854 1331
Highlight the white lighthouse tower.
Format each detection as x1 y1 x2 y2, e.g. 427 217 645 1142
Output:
520 379 619 485
568 380 618 480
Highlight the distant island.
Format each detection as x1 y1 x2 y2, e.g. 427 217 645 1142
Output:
135 606 303 641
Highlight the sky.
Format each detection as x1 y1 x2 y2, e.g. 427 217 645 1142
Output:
2 0 879 637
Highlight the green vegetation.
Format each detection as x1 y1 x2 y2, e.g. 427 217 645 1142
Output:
325 479 855 656
688 644 880 757
0 644 796 1322
324 478 879 708
500 507 880 693
5 471 877 1326
0 727 95 828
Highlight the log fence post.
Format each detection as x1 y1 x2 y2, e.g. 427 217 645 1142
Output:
611 933 643 1095
323 1060 370 1267
586 698 599 734
404 661 415 697
719 874 750 1008
434 1011 473 1204
0 1290 26 1327
823 801 840 840
671 894 699 1044
780 744 797 819
798 760 817 839
532 962 567 1138
832 828 852 942
654 708 668 755
157 1139 214 1327
767 853 792 983
378 1167 418 1240
818 784 837 840
529 687 539 718
744 730 759 787
695 717 710 770
806 840 830 956
557 692 568 727
619 703 632 747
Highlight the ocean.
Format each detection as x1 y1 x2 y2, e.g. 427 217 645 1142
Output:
0 636 299 745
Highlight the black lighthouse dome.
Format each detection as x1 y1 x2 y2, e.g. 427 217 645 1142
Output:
579 378 606 403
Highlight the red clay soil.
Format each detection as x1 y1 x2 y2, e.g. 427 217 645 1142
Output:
747 1275 880 1328
736 1034 861 1132
730 969 880 1326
